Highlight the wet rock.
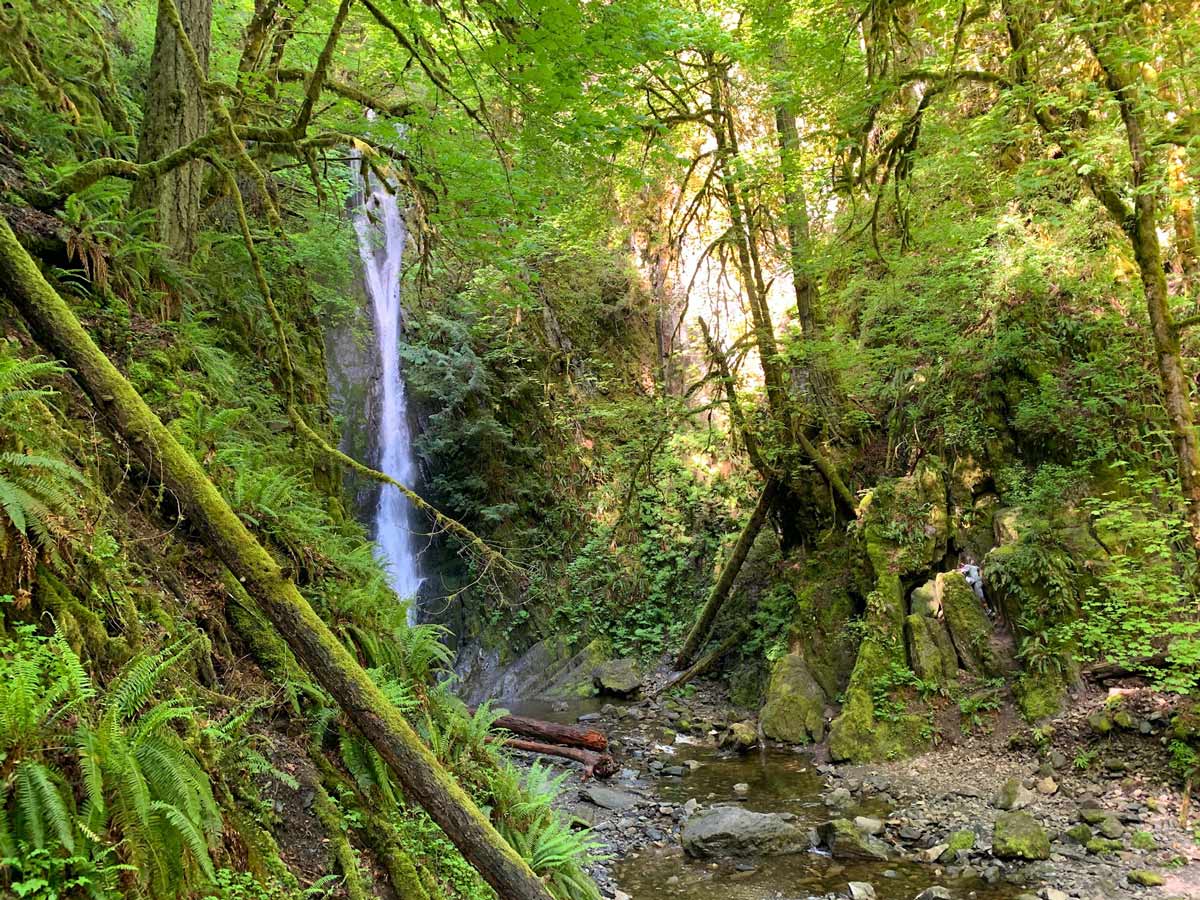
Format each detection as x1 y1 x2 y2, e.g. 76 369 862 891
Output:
993 777 1036 811
681 807 808 858
759 653 828 743
817 819 892 861
913 889 952 900
720 721 759 753
733 782 750 795
580 786 639 811
992 811 1050 860
593 658 643 697
847 882 876 900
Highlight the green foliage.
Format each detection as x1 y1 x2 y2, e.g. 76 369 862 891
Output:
0 625 219 898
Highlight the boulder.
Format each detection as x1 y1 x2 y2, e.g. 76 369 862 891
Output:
905 612 959 688
593 658 643 697
759 653 828 743
720 721 759 752
992 812 1050 860
993 777 1035 811
580 786 638 811
681 807 808 858
938 571 998 675
817 818 892 861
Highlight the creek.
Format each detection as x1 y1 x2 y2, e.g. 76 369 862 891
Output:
510 699 1025 900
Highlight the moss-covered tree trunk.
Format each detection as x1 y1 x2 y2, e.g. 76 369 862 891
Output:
132 0 212 276
674 479 779 668
0 215 556 900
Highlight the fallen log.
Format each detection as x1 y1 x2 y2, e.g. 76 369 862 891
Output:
491 737 618 781
489 712 608 752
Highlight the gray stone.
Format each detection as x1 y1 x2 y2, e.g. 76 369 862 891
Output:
913 889 952 900
580 786 639 811
848 883 876 900
681 807 808 858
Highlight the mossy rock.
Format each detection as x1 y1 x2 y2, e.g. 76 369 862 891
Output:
540 639 608 699
860 460 949 578
760 653 828 744
1064 824 1092 845
944 828 975 855
1131 830 1157 850
993 812 1050 860
1128 870 1165 887
1013 670 1068 721
939 571 999 676
1086 837 1124 856
593 658 643 697
828 680 928 763
905 612 958 688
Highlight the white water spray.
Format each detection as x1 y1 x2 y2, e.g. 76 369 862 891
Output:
352 158 423 624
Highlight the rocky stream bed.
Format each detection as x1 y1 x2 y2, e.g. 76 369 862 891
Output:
503 684 1200 900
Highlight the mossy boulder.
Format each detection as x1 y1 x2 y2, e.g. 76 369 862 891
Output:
939 571 1000 676
539 639 608 699
905 613 958 688
817 818 892 861
1128 870 1165 887
859 460 949 578
760 653 828 743
992 812 1050 860
593 658 643 697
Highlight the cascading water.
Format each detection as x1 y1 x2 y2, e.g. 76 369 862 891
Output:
352 159 424 624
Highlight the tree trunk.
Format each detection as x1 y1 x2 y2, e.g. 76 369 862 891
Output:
674 479 779 668
133 0 212 276
657 621 751 697
492 739 618 780
0 216 556 900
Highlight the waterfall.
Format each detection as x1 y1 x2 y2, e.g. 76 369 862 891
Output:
352 160 424 624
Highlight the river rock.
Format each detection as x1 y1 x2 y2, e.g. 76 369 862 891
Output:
913 889 952 900
759 652 827 743
580 786 639 811
818 819 891 861
993 776 1035 810
992 811 1050 860
848 883 875 900
593 658 643 697
854 815 884 836
720 721 759 752
681 807 808 858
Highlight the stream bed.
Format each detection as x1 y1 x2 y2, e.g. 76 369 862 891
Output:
507 699 1027 900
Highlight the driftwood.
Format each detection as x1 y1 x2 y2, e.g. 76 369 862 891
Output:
490 737 618 780
490 713 608 752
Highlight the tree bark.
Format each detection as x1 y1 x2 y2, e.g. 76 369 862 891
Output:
488 713 608 752
674 479 779 668
0 215 556 900
133 0 212 274
492 739 618 780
